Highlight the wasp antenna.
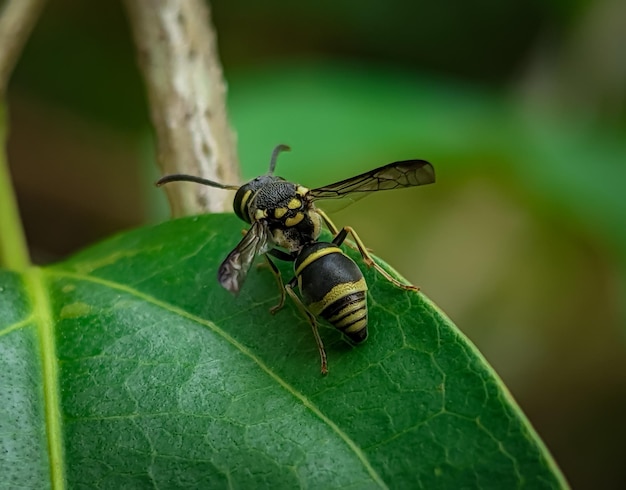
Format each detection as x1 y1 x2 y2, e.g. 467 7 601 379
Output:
155 174 239 190
268 144 291 174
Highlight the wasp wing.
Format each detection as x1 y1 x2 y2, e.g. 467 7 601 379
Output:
309 159 434 201
218 220 272 295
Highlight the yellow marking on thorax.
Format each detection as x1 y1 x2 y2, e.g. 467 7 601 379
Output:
307 278 368 315
255 208 268 220
311 210 322 241
295 246 342 276
287 198 302 209
296 185 309 197
274 207 288 219
284 212 304 227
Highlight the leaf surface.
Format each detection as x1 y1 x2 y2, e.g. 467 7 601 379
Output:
0 214 566 488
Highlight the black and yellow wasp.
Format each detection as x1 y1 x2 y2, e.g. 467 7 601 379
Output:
157 145 435 374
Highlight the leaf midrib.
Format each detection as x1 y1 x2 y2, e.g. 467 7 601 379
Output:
25 267 65 490
47 268 388 488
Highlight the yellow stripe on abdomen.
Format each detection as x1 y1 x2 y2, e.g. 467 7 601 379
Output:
295 246 343 277
307 278 367 316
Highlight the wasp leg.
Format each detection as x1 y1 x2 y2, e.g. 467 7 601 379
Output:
266 248 297 314
268 248 295 261
333 226 419 292
262 255 287 314
285 280 328 375
317 208 363 253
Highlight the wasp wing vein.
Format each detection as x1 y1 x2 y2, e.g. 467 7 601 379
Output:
310 159 435 201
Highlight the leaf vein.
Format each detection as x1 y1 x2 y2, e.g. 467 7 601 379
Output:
0 313 34 336
24 267 66 490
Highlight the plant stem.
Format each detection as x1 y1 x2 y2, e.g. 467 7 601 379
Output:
0 0 46 270
123 0 240 216
0 0 47 97
0 104 29 270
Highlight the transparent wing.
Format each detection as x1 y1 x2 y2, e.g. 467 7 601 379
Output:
309 159 434 201
218 220 271 294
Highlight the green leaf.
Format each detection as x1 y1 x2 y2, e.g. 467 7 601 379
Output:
1 213 566 488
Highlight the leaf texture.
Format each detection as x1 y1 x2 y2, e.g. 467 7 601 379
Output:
0 213 566 489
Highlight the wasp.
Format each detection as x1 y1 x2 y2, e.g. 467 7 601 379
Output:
157 145 435 374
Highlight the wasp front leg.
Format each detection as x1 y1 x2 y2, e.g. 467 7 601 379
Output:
332 226 419 292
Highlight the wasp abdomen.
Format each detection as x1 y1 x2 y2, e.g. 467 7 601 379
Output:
295 242 369 343
320 290 368 343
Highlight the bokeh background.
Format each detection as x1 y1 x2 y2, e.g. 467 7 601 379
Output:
6 0 626 487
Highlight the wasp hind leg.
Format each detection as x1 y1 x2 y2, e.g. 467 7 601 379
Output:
317 209 377 258
317 209 360 253
285 280 328 375
333 226 419 292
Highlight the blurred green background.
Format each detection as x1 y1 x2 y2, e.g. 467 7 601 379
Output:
5 0 626 487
